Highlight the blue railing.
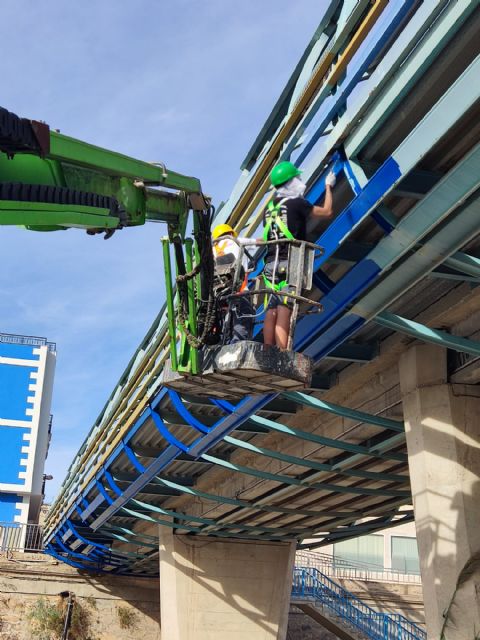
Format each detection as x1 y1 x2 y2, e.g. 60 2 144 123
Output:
292 566 425 640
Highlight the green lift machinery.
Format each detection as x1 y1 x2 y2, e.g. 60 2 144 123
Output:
0 105 313 395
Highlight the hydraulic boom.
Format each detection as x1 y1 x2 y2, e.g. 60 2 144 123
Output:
0 104 208 239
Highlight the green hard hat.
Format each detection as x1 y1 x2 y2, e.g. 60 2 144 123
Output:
270 161 302 187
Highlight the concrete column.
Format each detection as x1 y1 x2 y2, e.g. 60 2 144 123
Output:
399 345 480 639
159 527 295 640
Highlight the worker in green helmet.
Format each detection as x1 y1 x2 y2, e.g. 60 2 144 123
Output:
262 160 336 349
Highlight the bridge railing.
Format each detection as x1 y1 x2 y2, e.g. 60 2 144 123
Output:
296 550 422 584
0 523 44 552
292 566 426 640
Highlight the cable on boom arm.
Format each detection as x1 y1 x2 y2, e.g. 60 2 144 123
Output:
175 204 217 349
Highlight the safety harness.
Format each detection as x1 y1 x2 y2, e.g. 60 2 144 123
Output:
262 198 293 295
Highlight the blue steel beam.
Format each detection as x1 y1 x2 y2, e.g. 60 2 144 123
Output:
296 62 480 350
86 392 276 532
298 138 480 358
44 388 275 545
306 188 480 362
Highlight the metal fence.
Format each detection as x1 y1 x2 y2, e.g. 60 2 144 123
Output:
292 566 426 640
0 522 44 552
296 550 422 584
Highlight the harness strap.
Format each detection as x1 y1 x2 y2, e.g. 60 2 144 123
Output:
262 198 294 242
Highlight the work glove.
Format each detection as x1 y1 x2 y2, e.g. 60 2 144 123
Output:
325 170 336 188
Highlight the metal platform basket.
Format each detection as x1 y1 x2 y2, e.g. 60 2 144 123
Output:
162 340 313 399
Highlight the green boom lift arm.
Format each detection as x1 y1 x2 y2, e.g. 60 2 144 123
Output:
0 104 216 374
0 104 209 239
0 105 314 390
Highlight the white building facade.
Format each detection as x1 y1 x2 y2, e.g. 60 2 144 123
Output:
0 333 56 526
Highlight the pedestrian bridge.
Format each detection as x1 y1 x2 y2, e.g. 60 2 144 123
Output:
42 2 480 637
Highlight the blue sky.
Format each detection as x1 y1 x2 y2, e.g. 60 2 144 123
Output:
0 0 324 500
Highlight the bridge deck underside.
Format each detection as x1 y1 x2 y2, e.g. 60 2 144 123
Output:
44 3 480 574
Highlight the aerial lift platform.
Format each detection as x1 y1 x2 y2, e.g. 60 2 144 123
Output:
0 104 317 398
161 237 322 398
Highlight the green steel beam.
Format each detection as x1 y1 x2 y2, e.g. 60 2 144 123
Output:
248 414 406 462
113 471 194 486
445 251 480 279
153 475 366 520
428 267 480 284
376 312 480 356
352 187 480 335
222 434 409 484
121 502 305 540
99 529 158 549
299 511 414 549
201 453 410 499
325 342 378 362
100 524 159 545
201 494 409 538
129 498 304 537
120 505 291 542
282 391 404 432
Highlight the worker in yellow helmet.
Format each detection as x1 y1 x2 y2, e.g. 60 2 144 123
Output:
212 223 259 343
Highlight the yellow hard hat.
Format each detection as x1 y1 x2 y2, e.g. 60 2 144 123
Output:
212 223 237 239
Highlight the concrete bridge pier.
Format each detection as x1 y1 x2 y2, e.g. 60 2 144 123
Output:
158 526 295 639
399 345 480 640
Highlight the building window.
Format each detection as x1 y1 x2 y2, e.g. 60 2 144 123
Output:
333 534 383 569
391 536 420 574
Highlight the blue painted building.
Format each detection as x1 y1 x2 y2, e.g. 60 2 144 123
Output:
0 333 56 526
